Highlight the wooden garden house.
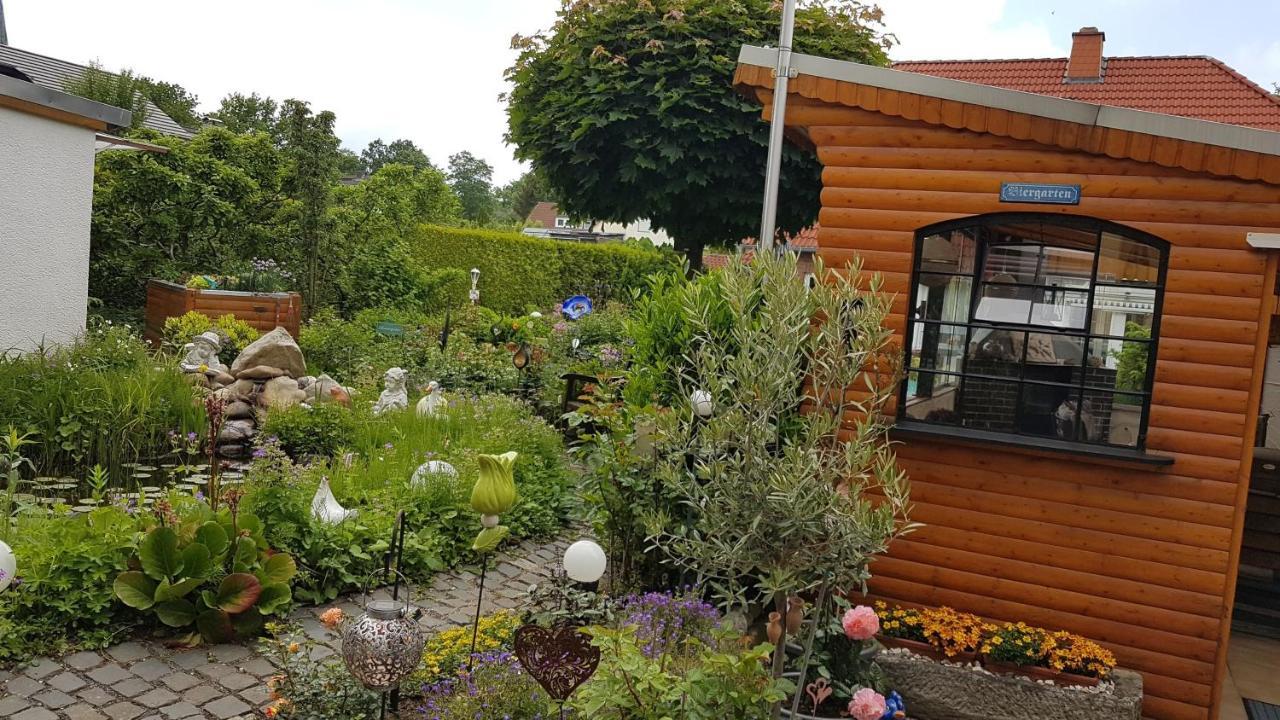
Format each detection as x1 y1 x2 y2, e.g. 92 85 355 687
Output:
735 29 1280 720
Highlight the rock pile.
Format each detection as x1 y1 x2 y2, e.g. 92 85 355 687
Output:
177 326 350 458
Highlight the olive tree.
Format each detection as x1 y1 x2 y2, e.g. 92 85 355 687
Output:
505 0 892 267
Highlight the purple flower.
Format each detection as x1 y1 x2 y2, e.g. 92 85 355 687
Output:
252 447 268 459
383 442 394 450
619 589 720 659
186 431 198 442
195 490 205 501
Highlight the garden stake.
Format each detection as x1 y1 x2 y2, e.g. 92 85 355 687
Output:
380 510 409 718
466 552 489 671
789 580 830 718
769 591 789 720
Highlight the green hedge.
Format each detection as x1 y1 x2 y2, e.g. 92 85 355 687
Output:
406 225 679 313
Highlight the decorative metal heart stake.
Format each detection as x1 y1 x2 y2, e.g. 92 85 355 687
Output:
805 677 833 713
513 622 601 701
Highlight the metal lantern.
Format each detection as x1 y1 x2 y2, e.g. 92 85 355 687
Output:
341 577 425 691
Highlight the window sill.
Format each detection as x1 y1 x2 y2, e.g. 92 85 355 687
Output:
891 421 1175 468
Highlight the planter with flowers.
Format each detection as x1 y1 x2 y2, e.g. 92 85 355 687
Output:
874 603 981 664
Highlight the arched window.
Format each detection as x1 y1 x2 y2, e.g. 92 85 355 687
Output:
900 214 1167 450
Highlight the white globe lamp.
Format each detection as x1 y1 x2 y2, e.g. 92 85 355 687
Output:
562 539 607 584
691 389 714 419
0 540 15 593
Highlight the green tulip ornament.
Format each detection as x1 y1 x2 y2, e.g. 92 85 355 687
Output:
470 451 518 517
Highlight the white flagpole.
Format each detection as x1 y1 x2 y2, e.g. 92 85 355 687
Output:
757 0 798 253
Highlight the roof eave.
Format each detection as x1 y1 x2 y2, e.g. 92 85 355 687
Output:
0 72 131 130
737 45 1280 158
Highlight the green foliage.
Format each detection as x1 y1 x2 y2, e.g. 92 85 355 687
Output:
260 622 381 719
115 501 297 643
623 267 732 405
413 610 521 684
496 169 557 224
0 508 140 662
63 61 149 128
447 151 497 225
647 252 914 616
1111 321 1151 396
572 625 788 719
142 79 201 129
407 224 677 313
210 92 280 137
244 395 572 604
91 126 285 308
505 0 890 266
0 328 204 481
259 404 357 458
416 649 551 720
161 312 262 365
278 100 341 306
361 138 435 174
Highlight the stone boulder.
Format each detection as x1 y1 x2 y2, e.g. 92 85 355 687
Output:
218 419 256 444
235 365 287 381
231 328 306 379
225 401 256 420
261 376 306 409
305 374 350 406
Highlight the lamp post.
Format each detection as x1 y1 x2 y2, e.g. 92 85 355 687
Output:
757 0 799 253
469 268 481 305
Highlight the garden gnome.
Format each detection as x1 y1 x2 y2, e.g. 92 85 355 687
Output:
415 381 446 418
372 367 409 416
179 332 228 374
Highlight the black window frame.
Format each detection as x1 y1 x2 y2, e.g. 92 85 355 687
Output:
898 213 1169 452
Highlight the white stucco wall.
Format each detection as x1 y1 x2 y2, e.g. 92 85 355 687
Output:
0 105 96 353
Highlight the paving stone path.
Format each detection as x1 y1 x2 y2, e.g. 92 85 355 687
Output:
0 534 575 720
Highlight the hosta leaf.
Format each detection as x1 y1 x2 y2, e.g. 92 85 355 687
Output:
258 553 296 585
196 521 228 557
155 599 198 628
113 571 157 610
233 536 257 573
139 527 183 581
256 583 292 615
181 543 213 580
196 609 235 643
215 573 262 614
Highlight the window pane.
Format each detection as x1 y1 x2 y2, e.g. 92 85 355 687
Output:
1086 337 1152 393
911 323 967 375
921 229 977 274
914 274 972 325
983 244 1040 284
1019 383 1080 440
958 377 1019 433
975 284 1033 324
1090 286 1156 338
1038 246 1094 288
904 371 962 425
1082 389 1141 447
1098 232 1160 286
1030 289 1088 329
988 221 1045 247
966 328 1024 377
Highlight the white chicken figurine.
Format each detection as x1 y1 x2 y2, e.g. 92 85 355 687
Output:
310 476 356 524
416 381 447 418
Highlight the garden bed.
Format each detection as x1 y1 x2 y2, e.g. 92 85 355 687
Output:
877 649 1143 720
144 279 302 346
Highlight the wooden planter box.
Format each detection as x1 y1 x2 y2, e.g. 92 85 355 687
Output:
144 279 302 347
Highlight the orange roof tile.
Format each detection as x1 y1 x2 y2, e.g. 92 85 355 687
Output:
741 225 819 250
892 56 1280 131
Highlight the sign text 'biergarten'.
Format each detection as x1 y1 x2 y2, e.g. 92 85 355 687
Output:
999 182 1082 205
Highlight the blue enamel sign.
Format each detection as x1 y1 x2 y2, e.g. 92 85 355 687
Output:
999 183 1081 205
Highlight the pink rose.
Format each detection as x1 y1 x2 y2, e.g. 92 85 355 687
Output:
842 605 880 641
848 688 887 720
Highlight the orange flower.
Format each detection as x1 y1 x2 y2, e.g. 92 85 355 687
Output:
320 608 345 629
264 707 278 718
287 642 300 654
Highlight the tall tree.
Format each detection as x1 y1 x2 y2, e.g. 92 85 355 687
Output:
278 100 341 307
497 169 556 223
505 0 891 268
211 93 280 137
447 150 497 225
62 61 149 128
140 78 200 129
361 138 434 174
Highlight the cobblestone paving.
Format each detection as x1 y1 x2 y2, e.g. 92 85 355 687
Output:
0 535 575 720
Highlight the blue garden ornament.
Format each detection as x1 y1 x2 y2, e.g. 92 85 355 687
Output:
881 691 906 719
561 295 594 320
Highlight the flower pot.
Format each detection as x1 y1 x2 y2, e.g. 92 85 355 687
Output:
981 656 1100 688
876 634 947 662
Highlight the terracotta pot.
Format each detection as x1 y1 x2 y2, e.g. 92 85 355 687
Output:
981 656 1100 688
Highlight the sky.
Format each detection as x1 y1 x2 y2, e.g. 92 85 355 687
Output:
4 0 1278 185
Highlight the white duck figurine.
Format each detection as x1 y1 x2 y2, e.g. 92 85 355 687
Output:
310 476 356 524
410 460 459 489
416 381 447 418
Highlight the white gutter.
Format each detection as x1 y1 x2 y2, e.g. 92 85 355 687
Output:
738 45 1280 158
1247 233 1280 249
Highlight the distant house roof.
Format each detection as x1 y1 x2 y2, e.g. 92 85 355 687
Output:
893 56 1280 131
742 224 819 252
525 201 560 229
702 253 732 270
0 43 194 138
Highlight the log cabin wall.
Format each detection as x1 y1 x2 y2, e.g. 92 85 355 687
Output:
764 95 1280 720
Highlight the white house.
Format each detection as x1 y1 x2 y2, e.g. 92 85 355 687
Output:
523 201 674 247
0 69 132 352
